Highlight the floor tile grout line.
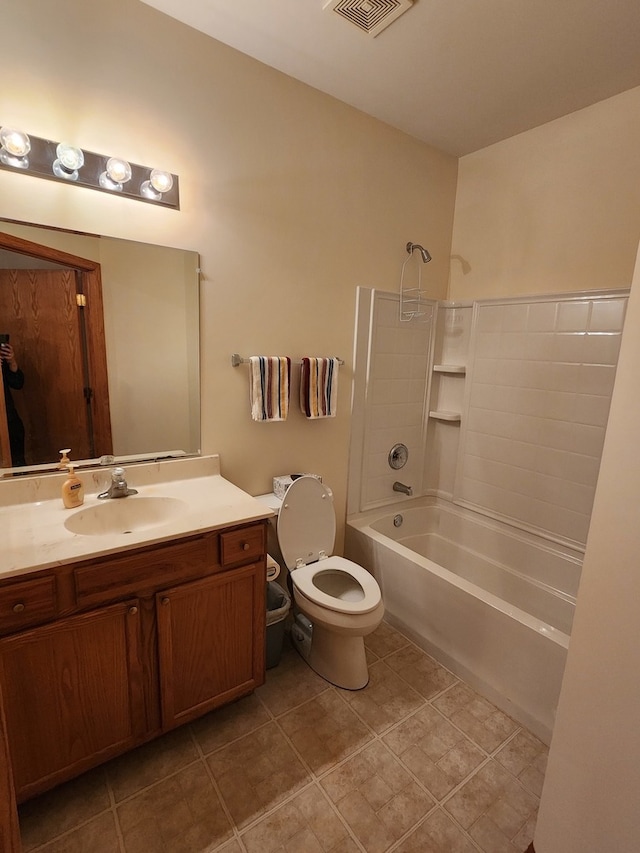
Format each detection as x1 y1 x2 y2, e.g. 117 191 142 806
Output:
188 726 250 853
21 804 124 853
102 753 205 808
19 767 125 853
385 805 486 853
220 771 368 853
467 803 534 850
313 777 370 853
105 770 128 853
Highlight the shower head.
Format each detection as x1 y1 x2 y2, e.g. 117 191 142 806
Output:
406 242 432 263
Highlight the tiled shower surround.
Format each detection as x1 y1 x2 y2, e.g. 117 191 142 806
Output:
351 287 628 550
459 294 627 546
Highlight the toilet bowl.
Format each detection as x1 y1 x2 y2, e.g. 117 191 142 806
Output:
259 475 384 689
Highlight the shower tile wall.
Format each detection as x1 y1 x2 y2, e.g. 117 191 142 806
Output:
456 294 628 547
350 288 627 544
360 293 434 509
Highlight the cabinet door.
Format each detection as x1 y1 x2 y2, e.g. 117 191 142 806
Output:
0 678 20 853
157 564 265 730
0 599 145 802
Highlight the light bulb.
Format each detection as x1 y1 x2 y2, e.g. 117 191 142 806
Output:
52 143 84 180
106 157 132 183
140 168 174 200
0 127 31 168
0 127 31 157
99 157 132 191
149 169 173 193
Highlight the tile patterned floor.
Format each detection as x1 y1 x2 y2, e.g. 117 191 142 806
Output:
18 621 548 853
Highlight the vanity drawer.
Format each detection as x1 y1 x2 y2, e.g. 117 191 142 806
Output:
0 576 57 635
74 535 216 607
219 523 265 567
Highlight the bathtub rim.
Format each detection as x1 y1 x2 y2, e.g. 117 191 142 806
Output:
346 497 572 651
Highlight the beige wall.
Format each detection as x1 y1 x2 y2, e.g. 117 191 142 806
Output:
2 0 458 545
533 241 640 852
450 87 640 299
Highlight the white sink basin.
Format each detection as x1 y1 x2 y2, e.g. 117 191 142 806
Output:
64 496 188 536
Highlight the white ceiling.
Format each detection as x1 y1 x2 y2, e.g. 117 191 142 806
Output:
141 0 640 156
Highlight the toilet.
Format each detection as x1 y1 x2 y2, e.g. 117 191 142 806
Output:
259 475 384 689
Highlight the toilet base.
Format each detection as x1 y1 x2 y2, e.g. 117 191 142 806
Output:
291 620 370 690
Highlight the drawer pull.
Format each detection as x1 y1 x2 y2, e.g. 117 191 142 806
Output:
12 602 25 613
161 597 170 606
242 542 250 551
129 605 138 615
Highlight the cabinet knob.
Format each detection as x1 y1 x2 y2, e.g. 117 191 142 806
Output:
12 602 25 613
161 597 170 606
129 606 138 615
242 542 250 551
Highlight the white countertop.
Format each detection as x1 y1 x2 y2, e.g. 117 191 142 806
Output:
0 455 273 580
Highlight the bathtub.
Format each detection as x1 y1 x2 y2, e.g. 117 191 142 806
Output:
345 498 582 743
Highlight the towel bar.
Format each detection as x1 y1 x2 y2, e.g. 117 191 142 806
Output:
231 353 344 367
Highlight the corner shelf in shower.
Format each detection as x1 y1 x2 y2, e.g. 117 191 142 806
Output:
432 364 466 374
428 410 462 422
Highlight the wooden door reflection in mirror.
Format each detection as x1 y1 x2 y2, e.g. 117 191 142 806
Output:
0 233 112 468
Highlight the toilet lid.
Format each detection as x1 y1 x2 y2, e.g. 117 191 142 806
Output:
277 475 336 569
292 556 382 615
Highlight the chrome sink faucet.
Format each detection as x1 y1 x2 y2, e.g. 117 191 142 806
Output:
98 467 139 499
393 481 413 496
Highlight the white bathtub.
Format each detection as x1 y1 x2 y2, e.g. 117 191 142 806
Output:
345 498 582 743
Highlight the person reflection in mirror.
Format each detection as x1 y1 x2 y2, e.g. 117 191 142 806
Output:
1 341 26 466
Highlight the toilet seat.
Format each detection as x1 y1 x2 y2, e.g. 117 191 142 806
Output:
292 556 382 615
276 476 336 569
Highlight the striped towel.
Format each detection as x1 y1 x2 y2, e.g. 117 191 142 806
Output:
300 357 339 419
249 357 291 421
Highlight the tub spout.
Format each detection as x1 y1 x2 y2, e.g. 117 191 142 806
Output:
393 481 413 496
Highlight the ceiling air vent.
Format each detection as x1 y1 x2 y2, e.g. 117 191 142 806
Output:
323 0 413 37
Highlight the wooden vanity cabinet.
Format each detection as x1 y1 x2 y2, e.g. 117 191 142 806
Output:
0 600 145 802
0 519 267 805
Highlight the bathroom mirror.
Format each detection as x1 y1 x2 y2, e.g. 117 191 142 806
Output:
0 219 200 474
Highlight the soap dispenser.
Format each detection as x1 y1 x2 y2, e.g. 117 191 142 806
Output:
62 465 84 509
58 448 71 469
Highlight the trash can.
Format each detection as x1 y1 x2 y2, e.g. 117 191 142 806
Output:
266 581 291 668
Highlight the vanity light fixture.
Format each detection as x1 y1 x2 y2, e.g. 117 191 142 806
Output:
0 127 31 168
0 125 179 208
